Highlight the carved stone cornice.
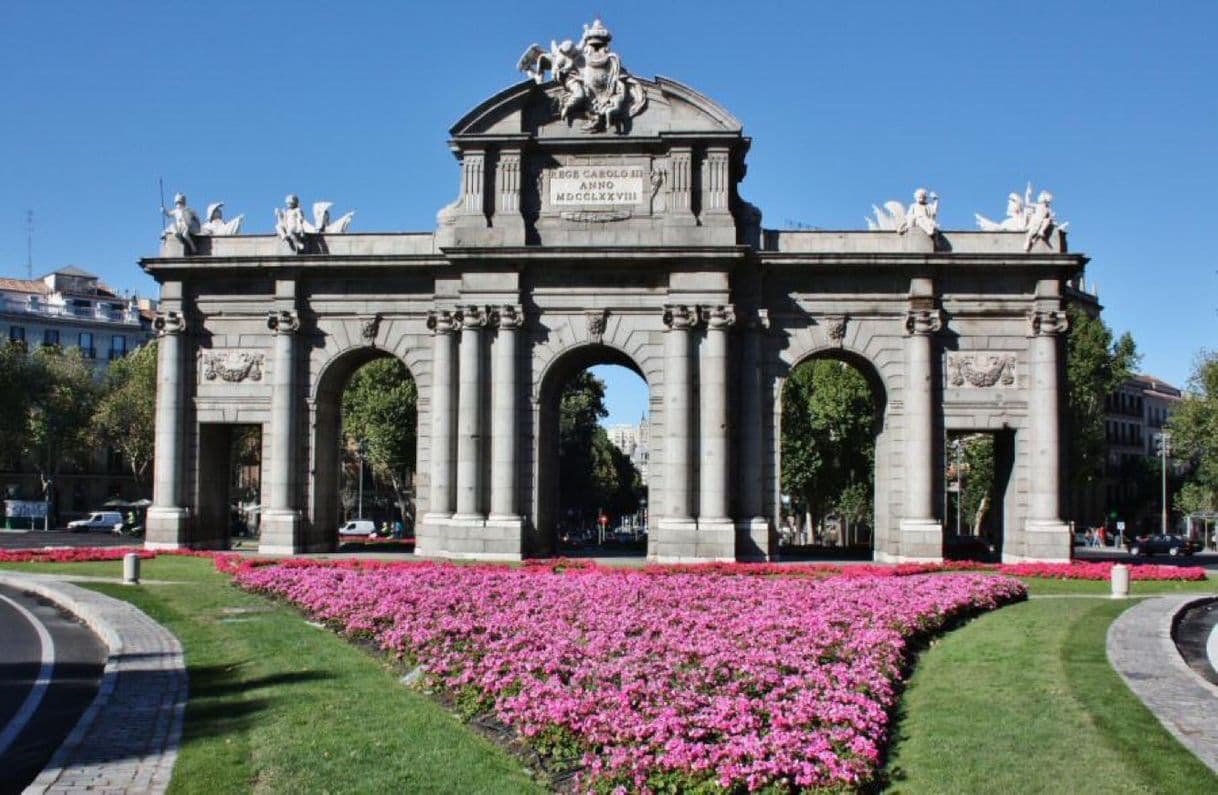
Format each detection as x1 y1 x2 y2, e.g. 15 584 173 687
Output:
585 309 608 343
491 304 524 331
153 310 185 337
822 314 848 346
455 304 489 331
1027 309 1069 337
201 352 265 383
701 304 736 331
360 313 382 346
904 309 944 336
662 304 699 331
426 310 458 335
266 309 300 335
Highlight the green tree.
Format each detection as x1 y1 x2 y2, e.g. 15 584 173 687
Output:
948 434 996 535
23 346 101 498
781 359 876 539
1169 349 1218 517
0 342 37 468
92 340 157 488
557 370 643 525
1064 305 1138 497
341 357 418 524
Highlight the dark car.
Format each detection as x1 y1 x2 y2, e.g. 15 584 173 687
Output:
1125 534 1196 557
943 534 998 562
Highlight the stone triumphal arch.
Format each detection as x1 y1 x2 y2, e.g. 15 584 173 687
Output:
144 21 1083 562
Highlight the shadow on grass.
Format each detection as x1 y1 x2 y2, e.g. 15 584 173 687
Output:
179 663 336 744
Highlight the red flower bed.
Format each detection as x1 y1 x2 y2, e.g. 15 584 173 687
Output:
0 547 155 564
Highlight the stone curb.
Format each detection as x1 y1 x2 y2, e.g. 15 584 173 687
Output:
0 573 188 794
1107 594 1218 775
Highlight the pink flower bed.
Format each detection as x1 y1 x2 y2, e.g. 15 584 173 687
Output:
237 562 1025 791
0 546 155 564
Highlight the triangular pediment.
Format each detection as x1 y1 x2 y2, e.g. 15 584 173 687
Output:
449 76 743 141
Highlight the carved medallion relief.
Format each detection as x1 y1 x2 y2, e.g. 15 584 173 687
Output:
945 352 1017 388
201 351 265 383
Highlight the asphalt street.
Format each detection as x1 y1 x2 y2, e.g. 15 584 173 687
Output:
0 583 105 794
0 529 133 551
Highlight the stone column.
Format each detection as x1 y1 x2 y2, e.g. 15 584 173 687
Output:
660 305 697 529
737 310 772 558
698 305 734 520
1024 308 1071 560
425 310 458 519
260 309 301 554
146 310 189 549
489 305 522 521
897 307 944 561
454 305 487 521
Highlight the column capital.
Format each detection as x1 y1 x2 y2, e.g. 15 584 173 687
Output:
904 308 944 336
700 304 736 330
153 310 186 337
662 303 699 331
738 307 770 331
426 309 458 334
1027 309 1069 337
492 304 524 330
266 309 300 334
456 304 489 330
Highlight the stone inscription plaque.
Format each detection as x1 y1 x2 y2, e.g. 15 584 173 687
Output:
550 166 644 206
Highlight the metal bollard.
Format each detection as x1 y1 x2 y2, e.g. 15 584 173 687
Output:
1111 562 1129 599
123 553 141 585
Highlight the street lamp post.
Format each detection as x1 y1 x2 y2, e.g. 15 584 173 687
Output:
356 441 368 521
1155 431 1171 535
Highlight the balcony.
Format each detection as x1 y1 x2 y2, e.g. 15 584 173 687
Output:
0 296 140 326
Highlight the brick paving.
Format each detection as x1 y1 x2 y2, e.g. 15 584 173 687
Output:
1107 593 1218 775
0 573 187 794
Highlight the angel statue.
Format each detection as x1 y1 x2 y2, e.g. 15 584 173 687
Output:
274 194 308 252
867 188 940 237
517 19 647 133
303 201 355 234
161 193 201 254
201 202 244 236
974 183 1069 249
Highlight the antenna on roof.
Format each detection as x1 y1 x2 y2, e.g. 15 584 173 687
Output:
24 209 34 279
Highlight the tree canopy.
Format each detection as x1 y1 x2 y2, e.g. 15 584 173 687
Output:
1169 349 1218 515
1064 305 1139 492
93 339 157 485
341 357 418 523
558 370 644 524
22 346 102 493
781 358 876 538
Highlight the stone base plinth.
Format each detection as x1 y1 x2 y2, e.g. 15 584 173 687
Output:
649 518 735 562
897 518 944 562
145 507 190 549
736 517 775 561
1004 520 1071 563
259 509 301 555
417 514 523 560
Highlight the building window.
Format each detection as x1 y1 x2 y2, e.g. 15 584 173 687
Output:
42 328 60 347
79 331 95 359
109 335 127 360
8 325 24 343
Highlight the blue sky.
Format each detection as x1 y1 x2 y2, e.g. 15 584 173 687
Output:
1 2 1215 426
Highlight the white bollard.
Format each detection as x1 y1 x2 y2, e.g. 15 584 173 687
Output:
123 552 140 585
1111 563 1129 599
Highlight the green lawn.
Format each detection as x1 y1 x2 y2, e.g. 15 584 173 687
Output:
2 558 1215 794
1 557 541 795
884 576 1218 793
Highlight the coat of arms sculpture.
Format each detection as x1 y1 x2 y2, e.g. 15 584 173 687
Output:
518 19 648 133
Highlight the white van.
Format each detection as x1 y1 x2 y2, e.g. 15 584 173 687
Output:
338 520 376 537
67 511 125 534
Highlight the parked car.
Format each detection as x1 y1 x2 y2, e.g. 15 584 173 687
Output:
943 533 998 562
1125 534 1197 557
67 511 125 534
338 520 376 537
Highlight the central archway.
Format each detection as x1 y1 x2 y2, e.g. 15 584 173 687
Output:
777 350 888 560
310 347 419 552
534 344 651 557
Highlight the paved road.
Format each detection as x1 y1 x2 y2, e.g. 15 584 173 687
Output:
0 530 134 551
0 584 105 793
